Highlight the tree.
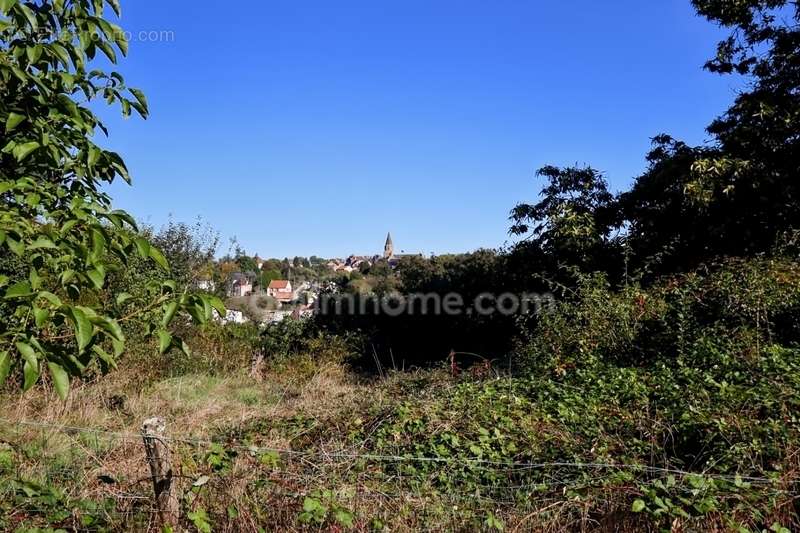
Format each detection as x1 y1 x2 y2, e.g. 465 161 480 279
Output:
234 253 258 274
259 268 281 288
510 165 617 272
0 0 221 398
149 218 219 287
689 0 800 252
615 1 800 275
616 136 713 276
262 258 282 272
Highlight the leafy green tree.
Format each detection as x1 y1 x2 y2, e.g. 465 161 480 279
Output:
262 258 282 272
0 0 222 398
618 1 800 275
690 0 800 245
510 165 617 272
149 218 219 287
259 268 281 288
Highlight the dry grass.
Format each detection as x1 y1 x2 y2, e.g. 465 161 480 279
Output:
0 353 384 531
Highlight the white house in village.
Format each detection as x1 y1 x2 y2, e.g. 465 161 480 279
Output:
229 273 254 297
266 280 294 302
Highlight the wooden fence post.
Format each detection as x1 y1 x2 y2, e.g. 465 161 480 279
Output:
141 417 179 528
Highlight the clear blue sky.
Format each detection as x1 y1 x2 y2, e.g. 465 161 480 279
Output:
101 0 737 259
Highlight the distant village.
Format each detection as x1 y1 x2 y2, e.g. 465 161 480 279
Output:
207 233 420 325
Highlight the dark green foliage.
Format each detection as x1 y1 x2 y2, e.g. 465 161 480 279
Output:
510 1 800 278
316 250 526 367
510 165 620 274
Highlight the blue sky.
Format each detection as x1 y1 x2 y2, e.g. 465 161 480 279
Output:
101 0 738 259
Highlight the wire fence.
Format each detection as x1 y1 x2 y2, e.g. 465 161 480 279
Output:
2 416 798 531
0 417 790 484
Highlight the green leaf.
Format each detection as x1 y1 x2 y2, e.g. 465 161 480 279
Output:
157 330 172 354
87 146 101 167
26 44 43 64
50 43 71 68
111 336 124 358
33 306 50 328
92 346 117 370
200 296 213 321
5 112 26 133
22 359 39 391
37 291 62 307
187 509 211 533
47 362 70 400
208 296 226 316
94 317 124 342
114 27 129 57
96 39 117 63
177 338 191 357
0 351 11 386
67 307 94 353
133 237 150 258
107 0 121 17
29 268 41 290
0 0 17 15
334 510 354 528
17 342 39 391
5 281 32 299
24 192 40 207
13 141 40 162
16 3 37 31
186 301 206 324
17 342 36 364
6 237 24 256
86 268 105 289
149 246 169 270
631 499 646 513
90 228 107 257
116 292 133 306
28 237 56 250
130 88 148 115
161 301 178 327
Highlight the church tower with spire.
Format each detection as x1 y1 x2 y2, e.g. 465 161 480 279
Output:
383 232 394 259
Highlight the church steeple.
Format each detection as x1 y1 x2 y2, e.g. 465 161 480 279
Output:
384 232 394 259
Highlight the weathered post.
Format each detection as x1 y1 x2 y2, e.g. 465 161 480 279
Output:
141 417 179 528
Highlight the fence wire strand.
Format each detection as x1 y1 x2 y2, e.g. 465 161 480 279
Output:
0 417 791 487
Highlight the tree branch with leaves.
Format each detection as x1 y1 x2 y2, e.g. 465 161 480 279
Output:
0 0 224 399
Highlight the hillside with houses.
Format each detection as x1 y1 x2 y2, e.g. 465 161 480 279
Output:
212 232 421 325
